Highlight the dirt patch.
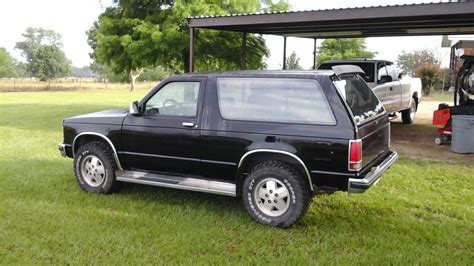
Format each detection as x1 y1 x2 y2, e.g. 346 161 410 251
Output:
390 100 474 163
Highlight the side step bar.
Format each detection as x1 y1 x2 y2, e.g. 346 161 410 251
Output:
115 170 236 197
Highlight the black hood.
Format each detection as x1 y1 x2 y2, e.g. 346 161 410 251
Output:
63 108 128 125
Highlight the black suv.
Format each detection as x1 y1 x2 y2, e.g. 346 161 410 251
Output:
59 68 398 228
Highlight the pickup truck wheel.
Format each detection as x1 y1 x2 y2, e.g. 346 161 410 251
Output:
73 141 118 194
401 99 417 124
242 161 311 228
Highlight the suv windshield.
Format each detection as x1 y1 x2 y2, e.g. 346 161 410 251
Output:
333 74 384 125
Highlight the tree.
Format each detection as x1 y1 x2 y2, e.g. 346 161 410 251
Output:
416 64 441 96
397 49 441 76
27 45 71 81
15 27 71 80
317 38 376 65
0 48 17 78
87 0 289 91
287 51 302 70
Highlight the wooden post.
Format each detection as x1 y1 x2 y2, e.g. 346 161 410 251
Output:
282 36 287 70
189 27 195 73
313 38 318 70
241 32 247 70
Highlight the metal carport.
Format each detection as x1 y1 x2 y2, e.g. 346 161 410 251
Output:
186 1 474 72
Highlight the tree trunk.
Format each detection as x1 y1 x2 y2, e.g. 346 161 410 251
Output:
129 68 144 92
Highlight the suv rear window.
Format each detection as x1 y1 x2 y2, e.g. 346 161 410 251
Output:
216 78 336 125
319 62 375 83
333 74 384 125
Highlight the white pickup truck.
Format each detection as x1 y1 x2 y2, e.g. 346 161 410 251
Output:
319 59 422 124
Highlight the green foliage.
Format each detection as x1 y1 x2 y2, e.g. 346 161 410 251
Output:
87 0 289 79
397 50 441 76
28 45 71 81
15 28 71 80
416 64 441 96
138 66 174 81
0 48 17 78
286 51 302 70
317 38 376 65
89 61 127 82
14 62 28 78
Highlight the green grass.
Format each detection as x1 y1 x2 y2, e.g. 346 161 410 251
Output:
427 91 455 102
0 90 473 264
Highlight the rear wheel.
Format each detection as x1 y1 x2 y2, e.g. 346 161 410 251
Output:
401 99 417 124
242 161 311 228
73 141 118 194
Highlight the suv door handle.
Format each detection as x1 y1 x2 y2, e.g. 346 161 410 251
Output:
182 122 197 128
389 87 393 91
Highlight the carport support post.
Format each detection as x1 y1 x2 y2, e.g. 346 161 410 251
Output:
240 32 247 70
282 36 287 70
313 38 317 70
189 27 195 73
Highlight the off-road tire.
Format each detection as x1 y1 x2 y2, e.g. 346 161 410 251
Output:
401 98 417 124
242 161 311 228
73 141 118 194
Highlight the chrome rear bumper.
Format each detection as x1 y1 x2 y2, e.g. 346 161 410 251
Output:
348 151 398 193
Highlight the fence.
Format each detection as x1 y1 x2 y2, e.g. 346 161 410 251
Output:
0 78 158 92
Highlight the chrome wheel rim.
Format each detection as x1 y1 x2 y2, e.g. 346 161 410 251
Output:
253 178 290 217
81 155 106 187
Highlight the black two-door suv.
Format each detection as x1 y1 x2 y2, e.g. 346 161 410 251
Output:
59 67 398 228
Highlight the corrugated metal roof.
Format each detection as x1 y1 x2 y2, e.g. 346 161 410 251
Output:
188 1 461 19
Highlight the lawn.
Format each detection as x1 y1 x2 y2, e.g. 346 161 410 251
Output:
0 90 473 264
426 91 455 103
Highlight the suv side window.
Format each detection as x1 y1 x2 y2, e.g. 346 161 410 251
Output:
145 82 200 117
216 78 336 125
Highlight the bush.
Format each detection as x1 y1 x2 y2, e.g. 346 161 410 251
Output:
416 64 441 96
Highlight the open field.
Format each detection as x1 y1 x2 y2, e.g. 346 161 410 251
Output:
0 79 158 92
0 90 473 264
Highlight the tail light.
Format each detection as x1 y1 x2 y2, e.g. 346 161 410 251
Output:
349 139 362 171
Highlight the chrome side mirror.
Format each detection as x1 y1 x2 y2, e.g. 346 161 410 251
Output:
129 101 140 115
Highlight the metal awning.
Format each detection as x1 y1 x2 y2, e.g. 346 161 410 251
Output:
188 2 474 38
186 1 474 72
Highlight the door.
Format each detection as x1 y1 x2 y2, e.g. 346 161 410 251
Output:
372 62 401 113
121 79 205 176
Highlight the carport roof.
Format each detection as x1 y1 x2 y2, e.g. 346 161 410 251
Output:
187 2 474 38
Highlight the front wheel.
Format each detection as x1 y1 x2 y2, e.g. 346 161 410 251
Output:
242 161 311 228
401 99 417 124
73 141 119 194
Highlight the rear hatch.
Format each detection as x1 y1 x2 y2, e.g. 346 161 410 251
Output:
333 74 390 172
357 115 390 171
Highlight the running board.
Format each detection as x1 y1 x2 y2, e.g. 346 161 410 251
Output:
115 170 236 197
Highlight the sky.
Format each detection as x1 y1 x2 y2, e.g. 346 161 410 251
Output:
0 0 472 69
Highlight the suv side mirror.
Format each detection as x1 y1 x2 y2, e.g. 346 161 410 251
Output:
398 72 404 79
129 101 140 115
378 75 393 84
